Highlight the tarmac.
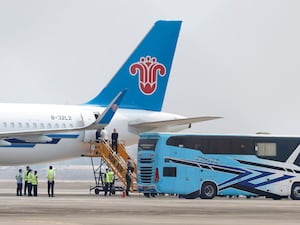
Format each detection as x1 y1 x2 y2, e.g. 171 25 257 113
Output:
1 181 300 225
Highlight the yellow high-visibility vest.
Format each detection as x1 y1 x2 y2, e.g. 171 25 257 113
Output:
105 171 114 183
27 172 32 184
24 170 29 182
48 169 54 182
32 174 38 185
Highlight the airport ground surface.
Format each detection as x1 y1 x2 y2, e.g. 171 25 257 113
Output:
0 181 300 225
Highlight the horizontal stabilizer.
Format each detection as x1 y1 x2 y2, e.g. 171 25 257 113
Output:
129 116 222 133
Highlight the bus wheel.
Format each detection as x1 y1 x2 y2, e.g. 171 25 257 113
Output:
291 183 300 200
200 182 217 199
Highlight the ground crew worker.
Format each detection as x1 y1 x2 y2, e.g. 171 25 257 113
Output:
32 170 38 197
47 165 55 197
27 169 33 196
127 157 134 173
15 169 23 196
125 169 131 196
24 166 30 195
104 168 114 196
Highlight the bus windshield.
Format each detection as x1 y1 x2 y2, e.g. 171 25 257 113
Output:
138 138 158 151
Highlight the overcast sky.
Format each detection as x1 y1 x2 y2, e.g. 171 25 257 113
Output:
1 0 300 136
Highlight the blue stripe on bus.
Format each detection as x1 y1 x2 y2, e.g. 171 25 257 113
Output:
166 156 295 195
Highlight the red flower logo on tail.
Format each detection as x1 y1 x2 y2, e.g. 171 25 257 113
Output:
129 56 166 95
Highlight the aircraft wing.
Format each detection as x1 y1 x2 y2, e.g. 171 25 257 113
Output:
0 90 126 145
129 116 222 133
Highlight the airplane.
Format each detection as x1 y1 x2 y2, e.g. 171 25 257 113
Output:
0 20 220 165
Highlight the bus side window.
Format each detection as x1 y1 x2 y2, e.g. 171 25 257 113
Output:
232 139 254 154
294 154 300 167
209 139 231 154
194 139 209 152
163 167 177 177
256 143 277 157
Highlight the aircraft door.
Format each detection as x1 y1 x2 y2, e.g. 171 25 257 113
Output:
80 110 98 142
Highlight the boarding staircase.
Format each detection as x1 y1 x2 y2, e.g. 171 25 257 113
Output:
82 141 137 194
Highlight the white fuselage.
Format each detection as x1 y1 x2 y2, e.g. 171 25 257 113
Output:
0 103 185 165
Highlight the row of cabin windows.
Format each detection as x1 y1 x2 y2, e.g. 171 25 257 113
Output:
1 122 74 129
166 136 300 162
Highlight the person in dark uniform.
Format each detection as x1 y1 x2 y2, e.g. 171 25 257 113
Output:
125 169 132 196
96 129 101 143
111 128 119 154
127 157 134 173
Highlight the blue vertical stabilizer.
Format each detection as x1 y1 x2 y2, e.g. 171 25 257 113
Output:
86 20 182 111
